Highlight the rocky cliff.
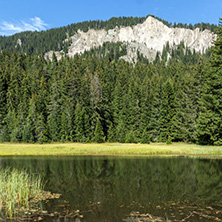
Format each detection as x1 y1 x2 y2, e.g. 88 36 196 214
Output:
45 16 216 62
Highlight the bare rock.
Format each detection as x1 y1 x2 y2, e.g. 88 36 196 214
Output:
45 16 216 63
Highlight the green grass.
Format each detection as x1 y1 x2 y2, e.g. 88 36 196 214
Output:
0 168 43 218
0 142 222 156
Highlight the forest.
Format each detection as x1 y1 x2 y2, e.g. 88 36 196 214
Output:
0 18 221 145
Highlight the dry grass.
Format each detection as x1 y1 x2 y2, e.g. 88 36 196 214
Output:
0 142 222 156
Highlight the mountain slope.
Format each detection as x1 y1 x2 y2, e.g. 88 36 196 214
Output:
0 15 217 59
0 16 149 54
46 16 216 62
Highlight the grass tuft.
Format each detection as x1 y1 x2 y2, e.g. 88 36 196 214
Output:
0 168 43 218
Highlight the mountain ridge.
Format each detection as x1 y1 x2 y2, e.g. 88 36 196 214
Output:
45 16 216 62
0 15 217 58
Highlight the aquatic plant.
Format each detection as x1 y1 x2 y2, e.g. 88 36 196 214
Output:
0 168 43 218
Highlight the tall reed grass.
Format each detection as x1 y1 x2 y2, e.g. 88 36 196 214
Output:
0 168 43 218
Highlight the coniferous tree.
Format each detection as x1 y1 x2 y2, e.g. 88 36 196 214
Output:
140 128 151 144
93 118 104 143
74 103 86 142
107 122 116 142
159 80 176 142
125 130 137 143
139 76 153 139
0 69 8 136
47 77 61 141
60 101 75 142
197 18 222 145
22 119 34 143
147 77 162 142
115 118 127 143
35 113 48 143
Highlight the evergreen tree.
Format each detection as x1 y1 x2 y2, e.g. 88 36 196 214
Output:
107 122 116 142
35 113 48 143
22 119 34 143
4 110 17 142
47 77 61 141
115 118 127 143
93 118 104 143
125 130 137 143
147 77 162 142
0 67 8 135
197 18 222 145
159 80 176 142
138 76 153 139
74 103 86 142
140 128 151 144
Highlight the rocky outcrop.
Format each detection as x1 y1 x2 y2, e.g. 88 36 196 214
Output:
45 16 216 62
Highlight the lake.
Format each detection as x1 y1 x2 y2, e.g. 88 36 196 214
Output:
1 156 222 221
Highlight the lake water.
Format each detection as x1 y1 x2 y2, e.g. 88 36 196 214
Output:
1 156 222 221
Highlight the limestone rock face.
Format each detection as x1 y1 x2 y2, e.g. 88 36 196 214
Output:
45 16 216 62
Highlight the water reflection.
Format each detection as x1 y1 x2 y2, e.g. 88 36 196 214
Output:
1 156 222 221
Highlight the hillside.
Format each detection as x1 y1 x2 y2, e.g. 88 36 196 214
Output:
46 16 215 63
0 15 217 62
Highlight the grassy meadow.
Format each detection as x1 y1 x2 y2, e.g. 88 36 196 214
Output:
0 142 222 156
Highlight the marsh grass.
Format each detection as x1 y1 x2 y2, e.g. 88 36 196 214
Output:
0 142 222 156
0 168 43 218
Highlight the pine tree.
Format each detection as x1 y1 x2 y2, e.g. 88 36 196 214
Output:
0 67 8 134
125 130 137 143
127 79 141 140
172 70 198 142
197 18 222 145
159 80 176 142
140 128 151 144
27 94 47 143
139 77 153 140
107 122 116 142
147 76 162 142
74 103 86 142
4 110 18 142
47 77 61 141
90 72 103 135
35 113 48 143
93 118 104 143
22 119 34 143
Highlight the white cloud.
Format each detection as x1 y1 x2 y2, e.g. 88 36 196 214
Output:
0 17 49 36
30 17 48 30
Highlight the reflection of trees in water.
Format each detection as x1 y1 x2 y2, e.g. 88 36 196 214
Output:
1 157 222 220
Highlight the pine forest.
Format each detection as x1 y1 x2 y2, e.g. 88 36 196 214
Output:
0 18 222 145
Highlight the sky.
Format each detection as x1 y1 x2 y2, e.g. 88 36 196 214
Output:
0 0 222 36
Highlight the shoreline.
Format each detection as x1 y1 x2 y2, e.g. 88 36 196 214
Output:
0 142 222 157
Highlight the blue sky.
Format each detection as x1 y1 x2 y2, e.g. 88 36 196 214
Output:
0 0 222 36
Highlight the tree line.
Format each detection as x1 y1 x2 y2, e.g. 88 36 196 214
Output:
0 15 217 56
0 52 217 145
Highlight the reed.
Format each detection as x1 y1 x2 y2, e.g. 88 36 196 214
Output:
0 168 44 218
